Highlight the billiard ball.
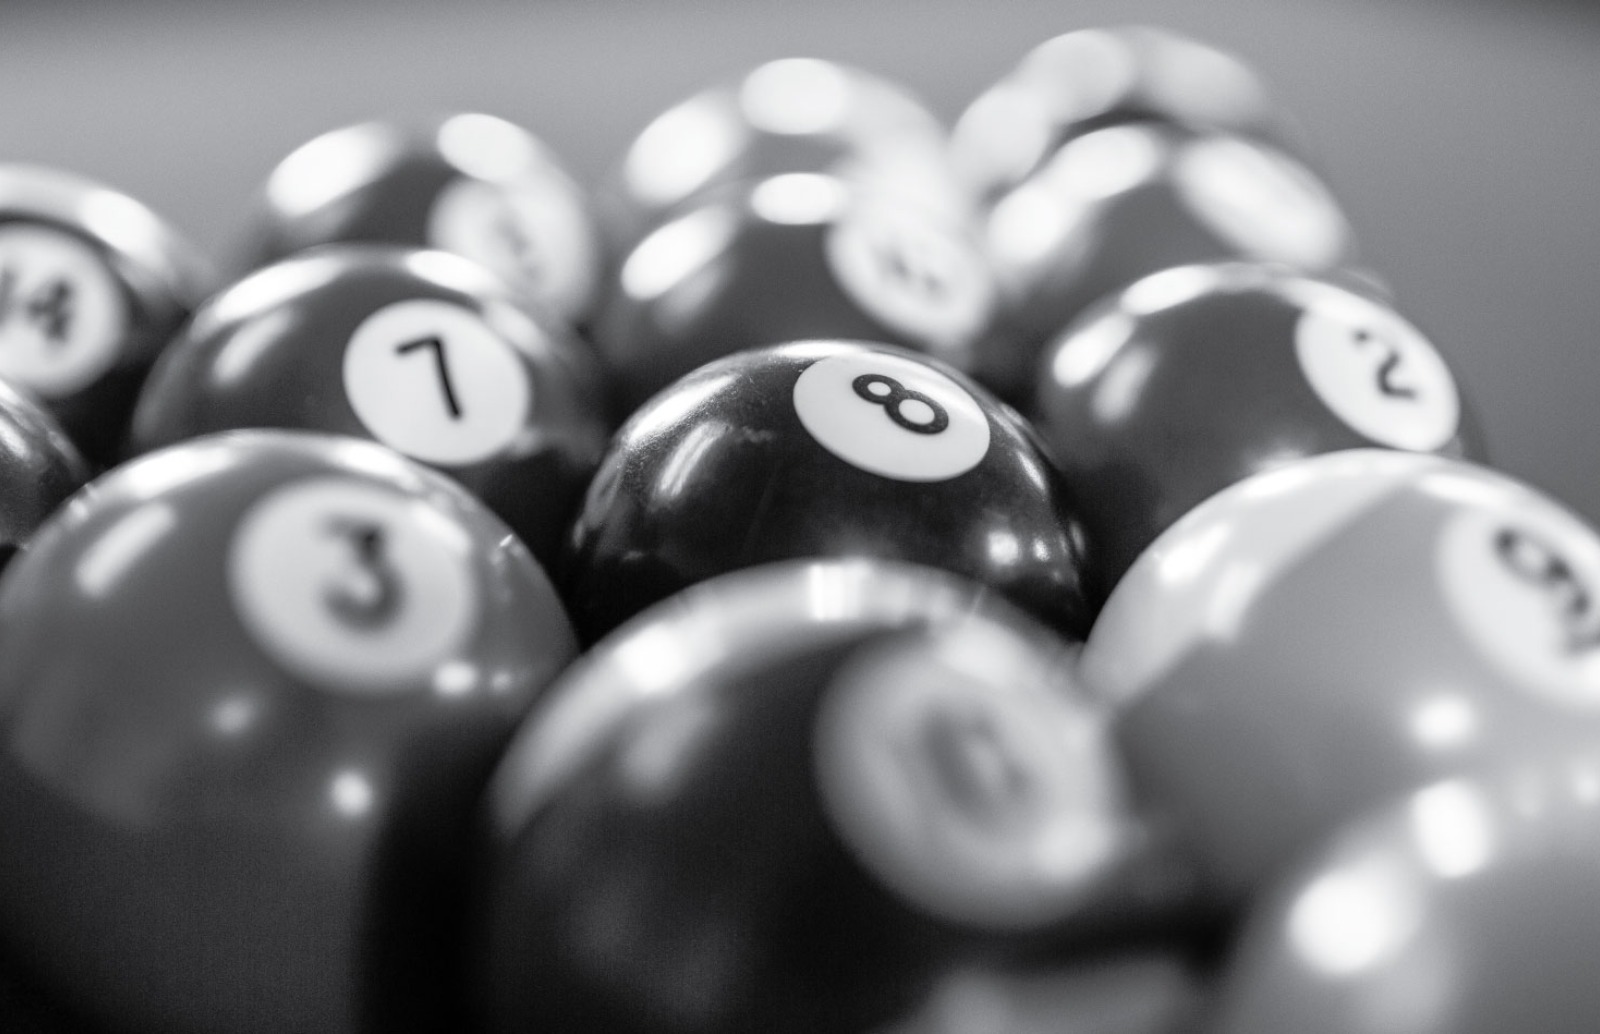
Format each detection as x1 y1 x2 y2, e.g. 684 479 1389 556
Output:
595 56 964 254
976 122 1354 405
1079 448 1600 903
129 244 610 569
0 163 211 465
1209 765 1600 1034
0 377 90 570
473 558 1152 1034
562 339 1095 643
0 429 577 1034
243 113 602 326
595 173 997 417
1033 262 1484 588
950 25 1300 209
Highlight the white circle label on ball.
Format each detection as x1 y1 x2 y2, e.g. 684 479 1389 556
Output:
1174 136 1348 269
230 477 481 693
1293 287 1461 452
429 176 599 322
825 201 994 353
0 223 127 397
792 351 989 481
814 639 1126 930
1438 499 1600 708
343 298 532 467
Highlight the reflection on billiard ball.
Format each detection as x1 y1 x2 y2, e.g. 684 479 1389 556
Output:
130 244 610 569
1081 449 1600 901
244 112 602 326
1211 765 1600 1034
0 430 577 1034
976 123 1353 405
595 172 996 418
597 56 964 255
1034 262 1483 589
563 339 1095 643
0 163 210 465
474 559 1140 1034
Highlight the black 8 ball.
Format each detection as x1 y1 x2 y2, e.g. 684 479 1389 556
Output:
562 339 1095 643
130 244 610 569
0 430 578 1034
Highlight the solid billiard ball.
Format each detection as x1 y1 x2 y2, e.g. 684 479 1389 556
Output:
976 122 1354 405
0 163 211 465
950 25 1299 209
474 558 1147 1034
1080 448 1600 903
0 377 90 570
0 429 577 1034
1033 262 1483 588
562 339 1095 643
130 244 610 569
596 56 964 254
243 113 602 326
1210 766 1600 1034
595 173 997 417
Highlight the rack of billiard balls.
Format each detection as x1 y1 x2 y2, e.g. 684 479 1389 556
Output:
0 24 1593 1034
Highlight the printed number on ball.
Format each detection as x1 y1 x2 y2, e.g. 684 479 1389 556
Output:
229 477 480 691
428 177 596 320
826 203 992 352
0 223 128 397
792 351 990 481
1439 492 1600 708
342 298 532 466
1293 285 1460 452
814 639 1125 929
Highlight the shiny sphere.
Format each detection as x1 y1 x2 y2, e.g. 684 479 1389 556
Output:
130 245 610 569
597 56 964 253
563 340 1096 643
0 430 578 1034
1035 263 1484 588
1211 764 1600 1034
951 25 1296 208
0 163 210 464
1081 449 1600 901
595 173 997 418
244 113 602 325
474 558 1137 1034
0 377 89 568
977 123 1354 405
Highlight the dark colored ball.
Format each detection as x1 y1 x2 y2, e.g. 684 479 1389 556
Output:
976 124 1354 405
244 113 602 326
596 56 963 255
0 429 578 1034
0 377 89 569
1034 263 1483 587
474 559 1143 1034
595 173 997 418
563 339 1095 643
130 244 610 570
951 25 1301 209
0 163 210 465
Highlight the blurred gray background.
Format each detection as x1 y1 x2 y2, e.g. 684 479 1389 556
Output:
2 0 1597 519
